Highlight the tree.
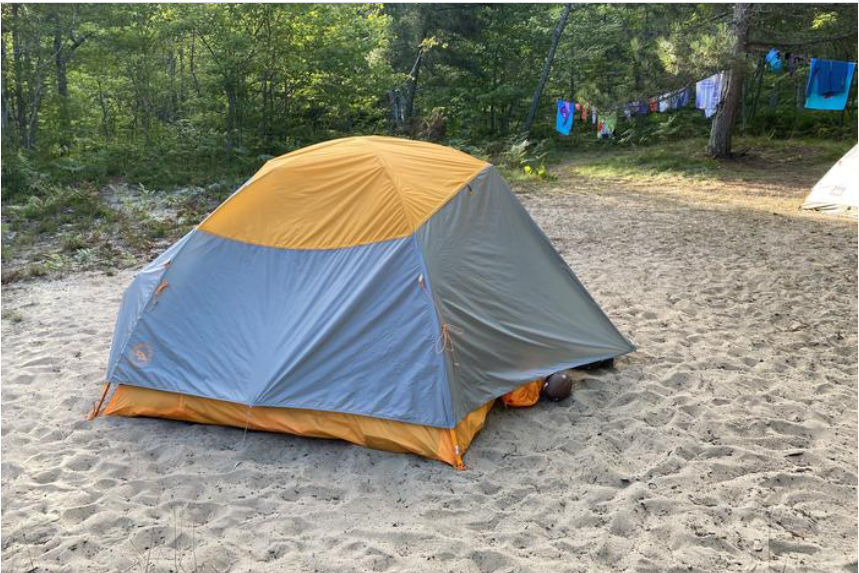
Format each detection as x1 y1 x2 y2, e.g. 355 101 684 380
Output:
521 3 573 139
707 3 752 158
1 3 855 195
47 4 91 151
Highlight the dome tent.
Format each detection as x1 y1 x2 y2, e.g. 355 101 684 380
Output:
95 136 634 468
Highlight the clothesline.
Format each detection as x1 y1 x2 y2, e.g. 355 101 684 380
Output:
555 52 856 138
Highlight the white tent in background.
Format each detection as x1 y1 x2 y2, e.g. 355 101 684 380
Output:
801 145 858 216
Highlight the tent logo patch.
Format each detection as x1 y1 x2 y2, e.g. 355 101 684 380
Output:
130 342 153 366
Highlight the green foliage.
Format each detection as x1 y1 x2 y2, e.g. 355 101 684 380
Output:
0 3 856 284
1 150 41 202
498 139 554 181
572 136 854 183
1 3 855 195
5 184 115 233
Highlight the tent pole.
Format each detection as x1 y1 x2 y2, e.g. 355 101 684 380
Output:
88 383 112 420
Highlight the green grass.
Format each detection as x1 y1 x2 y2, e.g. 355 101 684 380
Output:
0 175 235 283
569 137 855 184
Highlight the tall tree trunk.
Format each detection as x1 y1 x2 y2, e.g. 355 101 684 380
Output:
769 78 779 109
520 3 573 139
1 33 12 144
749 53 765 120
95 76 112 139
404 48 423 130
26 64 44 151
501 102 514 135
707 3 752 158
50 8 86 151
489 55 498 134
225 81 236 155
12 4 28 147
189 37 202 98
53 24 71 150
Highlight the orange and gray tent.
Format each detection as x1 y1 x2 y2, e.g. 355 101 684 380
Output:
96 136 634 468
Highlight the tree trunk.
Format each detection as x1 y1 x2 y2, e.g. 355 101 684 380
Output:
489 55 498 134
1 33 12 144
12 4 28 147
26 66 44 151
749 53 765 120
707 3 752 158
404 48 423 130
189 37 202 98
501 102 513 136
389 90 405 131
520 3 573 139
795 74 804 109
225 81 236 155
95 76 112 139
53 25 71 150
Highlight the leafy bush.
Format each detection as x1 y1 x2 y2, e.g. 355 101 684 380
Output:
500 139 552 179
0 149 41 202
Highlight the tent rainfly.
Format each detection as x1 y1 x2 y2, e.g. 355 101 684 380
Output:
802 144 858 216
94 136 634 468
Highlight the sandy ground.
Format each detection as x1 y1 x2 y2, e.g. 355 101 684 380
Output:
2 163 857 573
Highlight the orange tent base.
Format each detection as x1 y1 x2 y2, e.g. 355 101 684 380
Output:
101 385 497 468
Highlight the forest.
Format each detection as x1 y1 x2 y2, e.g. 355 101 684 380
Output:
1 3 857 279
3 4 857 189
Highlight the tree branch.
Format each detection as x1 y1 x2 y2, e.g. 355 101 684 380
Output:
747 31 858 51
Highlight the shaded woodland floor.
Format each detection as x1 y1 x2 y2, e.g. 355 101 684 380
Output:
2 140 857 572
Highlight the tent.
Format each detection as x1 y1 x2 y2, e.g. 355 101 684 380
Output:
801 145 858 216
94 136 634 468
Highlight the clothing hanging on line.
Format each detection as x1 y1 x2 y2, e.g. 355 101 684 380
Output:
805 59 855 111
555 100 573 135
696 72 724 118
786 53 804 78
807 58 851 97
597 113 617 139
673 87 691 109
765 48 783 72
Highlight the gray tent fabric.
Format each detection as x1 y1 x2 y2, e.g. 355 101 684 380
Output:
106 150 633 430
417 166 634 422
107 230 451 426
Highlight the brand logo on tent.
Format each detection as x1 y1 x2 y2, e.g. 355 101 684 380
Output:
130 342 153 366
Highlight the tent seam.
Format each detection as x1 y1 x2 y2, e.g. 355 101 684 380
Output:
363 137 417 230
109 382 455 428
412 164 492 230
411 233 457 428
105 231 196 382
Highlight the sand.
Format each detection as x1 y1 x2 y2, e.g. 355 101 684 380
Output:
2 163 857 572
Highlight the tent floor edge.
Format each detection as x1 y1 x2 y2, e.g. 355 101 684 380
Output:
103 385 494 468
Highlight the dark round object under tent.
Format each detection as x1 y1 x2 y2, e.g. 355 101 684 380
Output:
541 371 574 402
